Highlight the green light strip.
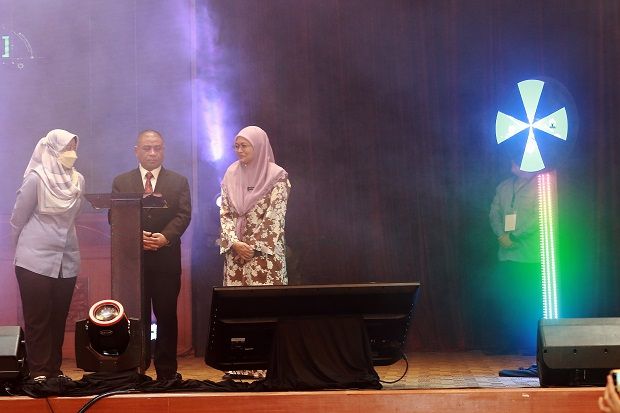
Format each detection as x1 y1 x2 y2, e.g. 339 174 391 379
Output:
537 172 559 319
1 35 9 58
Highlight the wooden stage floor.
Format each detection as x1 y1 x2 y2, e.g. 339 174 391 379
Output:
0 352 606 413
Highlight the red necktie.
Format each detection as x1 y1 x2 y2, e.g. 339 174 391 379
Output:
144 171 154 194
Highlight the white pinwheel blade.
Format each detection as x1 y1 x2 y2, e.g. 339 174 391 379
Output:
495 111 529 144
533 107 568 141
518 80 544 124
521 129 545 172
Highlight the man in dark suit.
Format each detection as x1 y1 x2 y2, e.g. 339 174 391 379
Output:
112 129 191 381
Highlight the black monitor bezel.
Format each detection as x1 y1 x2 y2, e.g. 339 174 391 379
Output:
204 282 420 371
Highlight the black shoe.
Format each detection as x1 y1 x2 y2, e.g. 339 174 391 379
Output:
156 372 182 381
26 375 47 384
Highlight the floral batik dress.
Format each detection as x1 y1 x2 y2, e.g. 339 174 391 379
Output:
220 177 291 286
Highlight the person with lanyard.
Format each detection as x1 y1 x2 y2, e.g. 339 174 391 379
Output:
488 160 541 356
10 129 84 383
219 125 291 379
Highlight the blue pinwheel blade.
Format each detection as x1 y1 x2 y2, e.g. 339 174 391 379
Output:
520 129 545 172
518 79 545 124
496 111 529 144
533 107 568 141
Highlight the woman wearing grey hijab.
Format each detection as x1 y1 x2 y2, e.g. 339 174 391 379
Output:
10 129 84 383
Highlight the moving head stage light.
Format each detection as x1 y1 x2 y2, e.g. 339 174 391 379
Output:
75 299 145 373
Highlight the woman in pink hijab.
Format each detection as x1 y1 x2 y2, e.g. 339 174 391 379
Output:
220 126 290 287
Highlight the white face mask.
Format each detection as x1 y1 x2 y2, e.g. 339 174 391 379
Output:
58 150 78 169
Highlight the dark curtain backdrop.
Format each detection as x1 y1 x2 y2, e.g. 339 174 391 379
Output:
192 0 620 353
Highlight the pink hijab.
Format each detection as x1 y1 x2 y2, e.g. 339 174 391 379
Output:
221 126 287 238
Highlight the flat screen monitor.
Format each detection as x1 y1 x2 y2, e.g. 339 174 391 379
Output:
204 282 420 371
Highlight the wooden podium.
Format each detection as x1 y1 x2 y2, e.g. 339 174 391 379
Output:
79 193 166 373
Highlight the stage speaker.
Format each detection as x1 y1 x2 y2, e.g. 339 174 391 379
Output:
0 326 27 381
537 318 620 387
